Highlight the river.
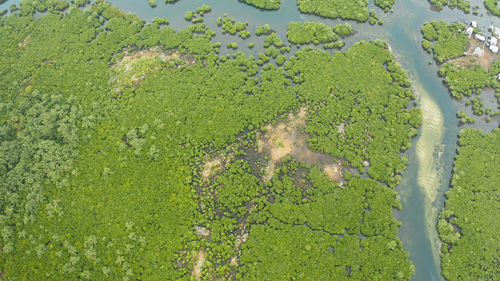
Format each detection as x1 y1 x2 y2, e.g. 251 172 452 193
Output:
2 0 498 280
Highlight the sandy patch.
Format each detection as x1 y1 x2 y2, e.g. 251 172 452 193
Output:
258 107 342 182
192 250 206 281
230 256 238 266
118 47 184 67
412 81 445 269
18 35 30 47
111 47 195 95
323 161 343 181
415 87 444 203
201 156 223 179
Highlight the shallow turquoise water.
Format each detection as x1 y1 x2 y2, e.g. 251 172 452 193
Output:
3 0 499 280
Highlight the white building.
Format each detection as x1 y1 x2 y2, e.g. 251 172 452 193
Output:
491 37 498 46
466 27 474 37
492 26 500 37
490 45 499 54
471 21 478 28
475 34 486 42
473 47 484 56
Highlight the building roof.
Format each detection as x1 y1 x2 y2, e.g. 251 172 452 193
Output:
475 34 486 41
490 45 499 54
494 27 500 37
466 27 474 36
491 37 498 46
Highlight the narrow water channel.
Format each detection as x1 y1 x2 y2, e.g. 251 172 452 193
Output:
2 0 498 280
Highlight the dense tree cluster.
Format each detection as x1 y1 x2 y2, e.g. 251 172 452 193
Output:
438 129 500 281
438 64 491 99
148 0 157 8
287 22 337 45
184 5 211 23
421 21 469 63
296 0 370 22
428 0 471 12
238 160 414 280
239 0 281 10
217 14 250 39
296 0 394 22
484 0 500 16
375 0 395 11
437 60 500 120
255 23 271 36
285 41 421 187
287 22 354 48
0 1 422 280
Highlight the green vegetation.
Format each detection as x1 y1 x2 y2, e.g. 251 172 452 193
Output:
196 4 212 15
239 0 281 10
148 0 157 8
296 0 370 22
438 129 500 280
428 0 471 12
438 64 491 99
375 0 395 11
0 1 422 280
276 55 286 65
368 9 380 25
456 110 476 123
296 0 393 21
184 5 211 22
484 0 500 16
217 14 250 39
437 61 500 119
287 22 352 48
255 23 271 36
287 22 338 45
184 10 194 21
421 21 469 62
238 159 414 280
263 32 283 48
227 41 238 49
333 23 354 37
286 41 421 187
422 21 500 122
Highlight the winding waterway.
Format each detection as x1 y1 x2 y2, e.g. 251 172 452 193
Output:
2 0 498 280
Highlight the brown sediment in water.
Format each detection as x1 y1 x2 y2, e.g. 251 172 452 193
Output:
257 107 343 182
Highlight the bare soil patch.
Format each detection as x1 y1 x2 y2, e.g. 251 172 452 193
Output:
18 35 30 47
201 156 224 180
116 46 194 66
110 47 196 95
449 39 500 69
257 107 343 182
192 250 206 281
